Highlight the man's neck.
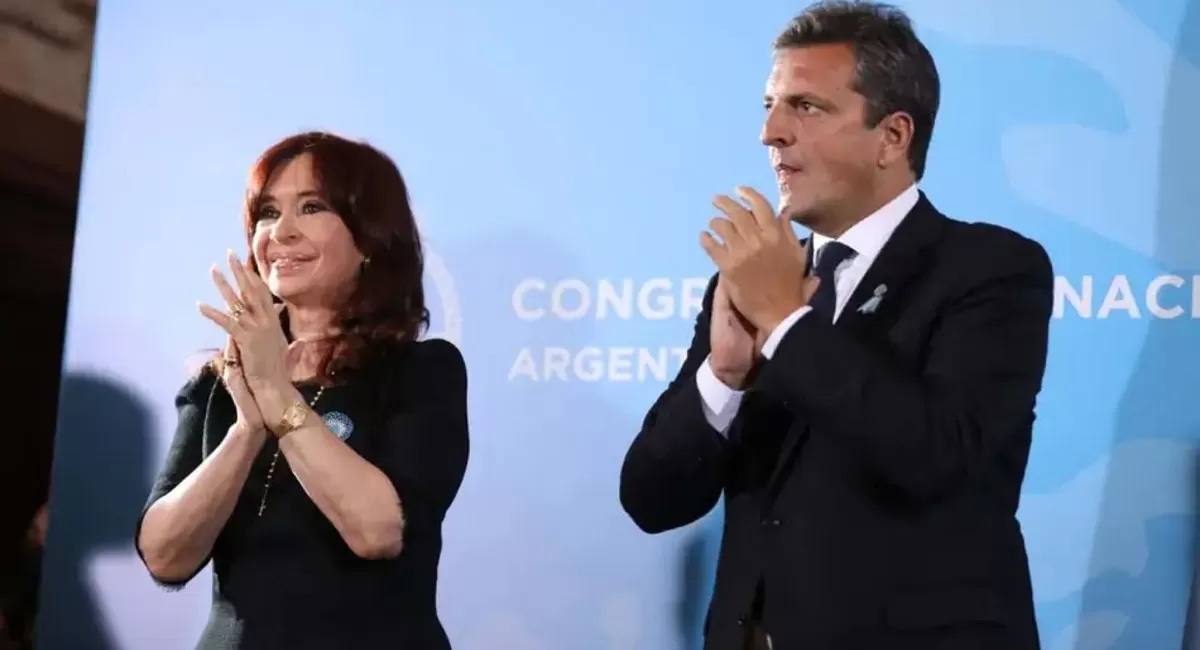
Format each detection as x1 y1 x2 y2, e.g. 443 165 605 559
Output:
819 177 916 239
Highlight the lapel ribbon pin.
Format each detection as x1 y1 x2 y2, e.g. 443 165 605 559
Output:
857 284 887 314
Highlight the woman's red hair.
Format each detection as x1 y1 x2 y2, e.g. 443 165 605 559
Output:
243 131 429 382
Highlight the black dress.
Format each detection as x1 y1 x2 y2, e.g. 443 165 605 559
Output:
135 339 469 650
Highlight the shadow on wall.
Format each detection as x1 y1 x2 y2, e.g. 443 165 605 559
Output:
1183 449 1200 650
1166 7 1200 649
1167 7 1200 650
35 373 154 650
676 514 722 650
1080 2 1200 649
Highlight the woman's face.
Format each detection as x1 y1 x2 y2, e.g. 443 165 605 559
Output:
250 154 364 305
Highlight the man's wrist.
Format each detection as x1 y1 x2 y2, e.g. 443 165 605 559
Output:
712 367 750 390
753 300 807 337
754 328 770 352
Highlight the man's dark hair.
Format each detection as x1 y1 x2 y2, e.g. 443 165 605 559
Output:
774 1 940 179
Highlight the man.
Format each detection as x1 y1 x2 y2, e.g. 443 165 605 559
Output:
619 2 1052 649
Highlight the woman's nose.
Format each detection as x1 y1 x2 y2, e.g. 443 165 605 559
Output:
270 212 301 241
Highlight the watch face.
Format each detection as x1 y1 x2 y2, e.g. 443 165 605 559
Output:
276 403 308 434
288 407 307 428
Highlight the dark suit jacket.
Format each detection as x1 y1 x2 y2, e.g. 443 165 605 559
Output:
620 194 1052 650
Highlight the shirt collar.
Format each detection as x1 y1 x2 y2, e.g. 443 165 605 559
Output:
811 183 919 266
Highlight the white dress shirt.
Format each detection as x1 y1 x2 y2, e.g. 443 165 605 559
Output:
696 184 920 433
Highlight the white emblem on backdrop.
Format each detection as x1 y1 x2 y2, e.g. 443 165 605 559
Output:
422 242 463 346
414 209 462 346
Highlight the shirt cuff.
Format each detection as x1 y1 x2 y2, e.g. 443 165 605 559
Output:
761 306 812 359
695 357 745 435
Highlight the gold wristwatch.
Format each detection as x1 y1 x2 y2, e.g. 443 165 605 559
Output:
271 401 310 438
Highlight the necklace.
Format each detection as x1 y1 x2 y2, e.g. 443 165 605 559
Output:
257 385 324 517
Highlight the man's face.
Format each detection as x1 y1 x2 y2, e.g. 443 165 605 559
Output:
762 43 885 232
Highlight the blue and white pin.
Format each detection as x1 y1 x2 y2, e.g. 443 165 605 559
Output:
857 284 887 315
323 411 355 441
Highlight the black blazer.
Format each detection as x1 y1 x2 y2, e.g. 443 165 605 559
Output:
136 338 469 650
620 194 1052 650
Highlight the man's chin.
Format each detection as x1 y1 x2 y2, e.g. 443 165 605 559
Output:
779 200 813 226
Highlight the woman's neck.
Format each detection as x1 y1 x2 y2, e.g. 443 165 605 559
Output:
286 304 339 342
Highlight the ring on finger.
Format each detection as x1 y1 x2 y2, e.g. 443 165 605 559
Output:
230 301 246 320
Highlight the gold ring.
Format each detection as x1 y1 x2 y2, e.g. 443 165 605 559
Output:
230 302 246 319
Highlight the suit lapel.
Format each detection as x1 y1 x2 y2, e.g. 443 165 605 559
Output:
762 193 945 499
833 193 944 336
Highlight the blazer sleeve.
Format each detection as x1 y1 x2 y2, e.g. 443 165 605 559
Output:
619 272 730 534
133 371 215 588
373 339 470 529
756 230 1054 502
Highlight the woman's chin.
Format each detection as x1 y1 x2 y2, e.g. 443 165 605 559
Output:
268 278 310 302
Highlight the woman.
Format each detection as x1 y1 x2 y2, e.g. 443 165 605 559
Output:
135 131 469 649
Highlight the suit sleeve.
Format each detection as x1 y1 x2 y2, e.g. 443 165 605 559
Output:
756 232 1054 502
133 372 213 588
373 339 470 530
620 273 730 533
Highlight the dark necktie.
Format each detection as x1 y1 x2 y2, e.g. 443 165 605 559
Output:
808 240 856 321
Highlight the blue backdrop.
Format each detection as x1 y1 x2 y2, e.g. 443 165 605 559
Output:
39 1 1200 649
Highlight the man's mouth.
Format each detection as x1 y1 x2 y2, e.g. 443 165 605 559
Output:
775 163 801 181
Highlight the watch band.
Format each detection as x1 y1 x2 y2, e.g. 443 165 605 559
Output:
271 400 310 438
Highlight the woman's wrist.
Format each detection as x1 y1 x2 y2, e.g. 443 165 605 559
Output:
227 420 267 443
251 381 302 431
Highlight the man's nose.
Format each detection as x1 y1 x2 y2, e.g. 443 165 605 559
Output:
761 107 794 148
